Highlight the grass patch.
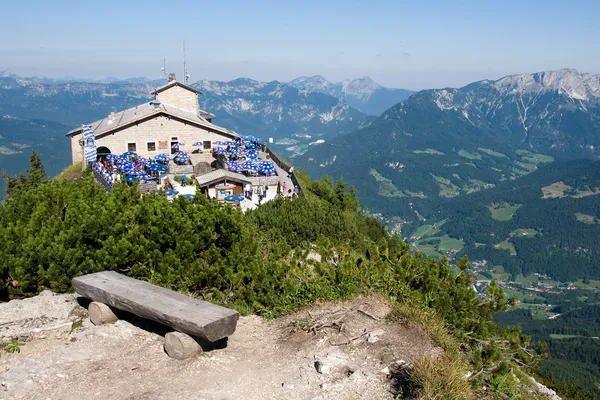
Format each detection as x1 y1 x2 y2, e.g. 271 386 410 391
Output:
515 274 539 284
458 149 481 160
509 229 538 238
522 153 555 164
478 148 507 158
411 219 448 240
494 240 517 256
487 203 521 221
388 302 472 400
575 213 599 225
414 148 446 155
369 169 406 198
513 161 537 173
511 166 529 176
437 235 464 252
56 162 83 181
541 181 571 198
432 174 461 198
549 334 583 340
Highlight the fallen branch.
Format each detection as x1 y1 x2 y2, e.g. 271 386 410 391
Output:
356 308 380 321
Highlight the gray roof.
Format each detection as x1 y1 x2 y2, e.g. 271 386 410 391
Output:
66 101 238 139
195 169 252 187
150 80 202 95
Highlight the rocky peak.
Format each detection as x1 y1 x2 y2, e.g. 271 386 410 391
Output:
339 76 383 99
492 68 600 100
287 75 332 92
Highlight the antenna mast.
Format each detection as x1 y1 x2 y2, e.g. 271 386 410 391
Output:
183 41 188 84
161 53 167 81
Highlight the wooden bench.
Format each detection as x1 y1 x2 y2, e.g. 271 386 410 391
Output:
72 271 239 359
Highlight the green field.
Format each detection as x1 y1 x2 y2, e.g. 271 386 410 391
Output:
515 273 539 284
495 240 517 256
370 169 406 197
432 174 461 198
411 219 448 239
413 148 445 155
503 288 547 305
513 161 538 173
458 149 481 160
478 148 507 158
490 265 511 281
575 212 599 225
510 229 538 238
487 203 521 221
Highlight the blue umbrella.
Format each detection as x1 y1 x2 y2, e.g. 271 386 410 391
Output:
213 147 227 155
243 135 263 143
192 142 204 146
183 194 195 201
154 153 170 163
138 174 153 181
164 188 178 196
246 149 259 159
171 142 185 149
238 194 245 202
125 175 137 184
106 154 118 161
122 151 137 158
224 195 239 203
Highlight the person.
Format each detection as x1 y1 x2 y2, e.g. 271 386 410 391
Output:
277 181 281 195
258 185 263 200
264 185 268 199
248 185 254 200
288 165 294 178
181 175 187 187
282 182 287 193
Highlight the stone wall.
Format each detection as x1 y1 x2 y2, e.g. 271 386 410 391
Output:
70 116 224 164
169 164 194 175
156 86 199 114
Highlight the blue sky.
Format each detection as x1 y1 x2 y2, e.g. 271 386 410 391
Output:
1 0 599 89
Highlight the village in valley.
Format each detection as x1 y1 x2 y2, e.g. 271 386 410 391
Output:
68 72 301 211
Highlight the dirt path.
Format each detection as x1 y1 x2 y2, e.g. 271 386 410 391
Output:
0 292 439 400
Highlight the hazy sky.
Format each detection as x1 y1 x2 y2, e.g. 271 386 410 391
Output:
1 0 599 89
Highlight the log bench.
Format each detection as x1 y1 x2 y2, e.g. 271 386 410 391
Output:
72 271 239 359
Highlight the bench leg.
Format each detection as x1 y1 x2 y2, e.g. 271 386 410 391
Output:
89 301 118 325
164 331 202 360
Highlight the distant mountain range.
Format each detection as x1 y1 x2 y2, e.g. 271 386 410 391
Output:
300 68 600 204
0 72 398 187
298 68 600 282
288 75 414 115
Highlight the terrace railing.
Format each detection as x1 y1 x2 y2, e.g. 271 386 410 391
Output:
92 167 113 192
265 146 305 198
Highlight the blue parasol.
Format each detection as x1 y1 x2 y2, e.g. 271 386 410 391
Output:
122 151 137 158
224 194 239 203
164 188 178 196
192 142 204 146
154 153 170 163
183 194 195 201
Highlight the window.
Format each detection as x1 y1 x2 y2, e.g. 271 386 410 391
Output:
147 142 156 152
128 143 136 152
203 140 211 150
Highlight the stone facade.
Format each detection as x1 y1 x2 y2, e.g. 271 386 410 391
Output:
156 85 199 114
70 115 224 164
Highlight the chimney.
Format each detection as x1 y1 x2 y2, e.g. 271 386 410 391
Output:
168 73 176 82
150 100 162 110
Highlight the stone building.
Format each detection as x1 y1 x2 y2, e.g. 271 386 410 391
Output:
66 76 238 165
